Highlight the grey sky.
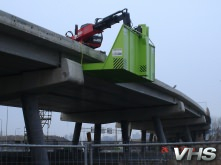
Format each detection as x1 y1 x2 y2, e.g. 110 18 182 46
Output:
1 0 221 137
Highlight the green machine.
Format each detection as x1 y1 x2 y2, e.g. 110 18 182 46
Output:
83 24 155 82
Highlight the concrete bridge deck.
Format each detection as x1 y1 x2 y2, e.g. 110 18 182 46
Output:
0 10 210 142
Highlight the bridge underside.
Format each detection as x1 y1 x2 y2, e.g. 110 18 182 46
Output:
0 57 210 139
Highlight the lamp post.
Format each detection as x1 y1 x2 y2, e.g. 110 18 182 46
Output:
6 106 8 143
0 118 2 136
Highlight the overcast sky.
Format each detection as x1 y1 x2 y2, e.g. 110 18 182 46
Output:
1 0 221 137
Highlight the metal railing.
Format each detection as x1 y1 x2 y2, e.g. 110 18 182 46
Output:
90 143 171 165
89 141 221 165
0 144 87 165
0 141 221 165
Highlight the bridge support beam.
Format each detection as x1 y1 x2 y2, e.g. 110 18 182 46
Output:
153 117 167 143
21 95 49 165
72 122 82 145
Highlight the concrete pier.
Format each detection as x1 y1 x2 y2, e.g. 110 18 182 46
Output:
94 123 102 144
21 95 49 165
153 117 167 143
185 126 193 142
72 122 82 145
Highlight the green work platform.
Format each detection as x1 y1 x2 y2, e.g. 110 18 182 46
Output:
83 24 155 82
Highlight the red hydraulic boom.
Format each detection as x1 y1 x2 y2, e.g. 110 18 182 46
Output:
65 8 131 49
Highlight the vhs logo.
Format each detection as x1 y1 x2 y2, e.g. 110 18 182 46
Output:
174 147 216 161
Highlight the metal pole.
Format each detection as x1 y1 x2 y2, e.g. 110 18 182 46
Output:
90 144 93 165
0 118 2 136
115 128 117 142
84 144 88 165
6 106 8 143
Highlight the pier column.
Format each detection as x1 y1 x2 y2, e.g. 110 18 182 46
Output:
185 126 193 142
94 123 102 154
149 133 154 142
192 132 196 142
94 123 101 144
141 130 146 143
141 130 146 153
21 95 49 165
152 117 167 143
72 122 82 145
121 121 130 144
121 121 130 163
175 133 180 142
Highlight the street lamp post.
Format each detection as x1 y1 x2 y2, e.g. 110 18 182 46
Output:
0 118 2 136
6 106 8 143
